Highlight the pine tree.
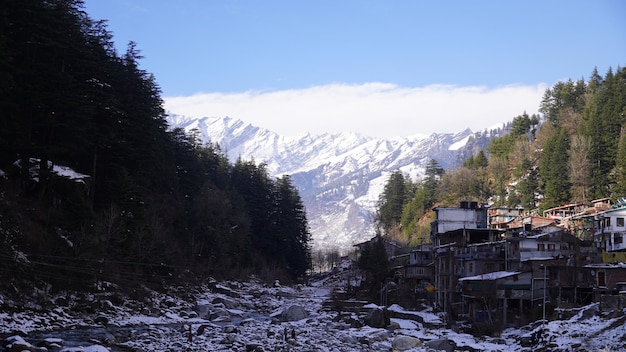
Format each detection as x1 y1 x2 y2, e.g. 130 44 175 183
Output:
376 170 410 234
540 127 571 210
423 159 444 208
274 175 311 279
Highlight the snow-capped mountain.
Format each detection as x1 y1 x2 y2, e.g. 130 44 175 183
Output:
166 114 502 252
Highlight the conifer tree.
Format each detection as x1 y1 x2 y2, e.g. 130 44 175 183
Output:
376 170 410 234
540 127 571 210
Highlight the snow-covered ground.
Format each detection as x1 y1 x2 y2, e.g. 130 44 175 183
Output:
2 267 626 352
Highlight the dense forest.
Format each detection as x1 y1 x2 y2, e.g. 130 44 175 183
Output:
376 66 626 246
0 0 311 293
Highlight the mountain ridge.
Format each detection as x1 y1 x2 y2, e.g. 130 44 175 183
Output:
166 114 503 252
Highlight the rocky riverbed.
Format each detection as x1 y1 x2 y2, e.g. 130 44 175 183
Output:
2 268 625 351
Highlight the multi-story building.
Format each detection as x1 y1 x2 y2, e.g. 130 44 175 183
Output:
430 202 503 320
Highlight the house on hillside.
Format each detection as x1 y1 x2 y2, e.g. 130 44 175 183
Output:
543 203 587 222
593 206 626 255
458 270 532 327
424 200 616 329
504 230 596 305
431 201 487 235
400 244 435 299
432 226 503 319
584 263 626 300
507 215 558 235
488 206 524 229
353 236 403 259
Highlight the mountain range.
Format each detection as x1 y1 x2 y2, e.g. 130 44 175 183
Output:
166 114 505 253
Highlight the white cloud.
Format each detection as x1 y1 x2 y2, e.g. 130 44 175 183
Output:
163 82 548 138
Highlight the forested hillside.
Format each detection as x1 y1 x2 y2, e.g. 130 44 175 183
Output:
376 66 626 245
0 0 311 294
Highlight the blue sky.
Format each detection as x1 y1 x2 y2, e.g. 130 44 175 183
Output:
83 0 625 138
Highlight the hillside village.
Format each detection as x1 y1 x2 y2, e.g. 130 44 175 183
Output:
352 198 626 334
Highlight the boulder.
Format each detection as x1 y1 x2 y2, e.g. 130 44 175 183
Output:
392 335 423 351
54 296 69 306
3 336 46 352
194 301 214 318
94 315 108 326
210 307 232 322
212 296 239 309
364 307 390 328
36 337 64 349
223 324 239 334
425 338 457 352
280 305 308 322
213 284 241 298
219 333 238 345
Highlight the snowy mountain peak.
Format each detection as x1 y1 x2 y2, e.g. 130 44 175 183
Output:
167 114 501 251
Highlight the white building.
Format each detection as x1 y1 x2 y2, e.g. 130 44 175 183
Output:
594 207 626 252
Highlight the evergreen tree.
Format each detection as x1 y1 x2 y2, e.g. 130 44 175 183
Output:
489 156 509 207
473 150 489 169
516 158 539 210
423 159 444 209
376 170 410 234
273 175 312 279
613 126 626 198
539 127 571 210
583 67 626 198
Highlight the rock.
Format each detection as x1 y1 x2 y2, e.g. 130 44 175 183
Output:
275 289 294 298
370 330 391 342
9 342 37 352
162 297 176 307
37 337 64 349
213 284 241 298
195 300 214 318
210 307 232 322
150 307 162 316
245 342 263 352
340 334 358 344
280 305 308 322
219 333 238 344
99 299 115 311
54 296 69 306
187 310 198 318
212 296 239 309
94 315 108 326
3 336 47 352
239 318 257 327
392 335 423 351
102 333 116 346
364 307 390 328
425 338 457 352
346 316 362 328
223 324 239 334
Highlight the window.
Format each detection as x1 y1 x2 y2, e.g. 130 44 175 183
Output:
468 262 474 273
615 234 623 244
548 244 555 251
618 218 625 227
538 243 545 251
598 271 606 287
